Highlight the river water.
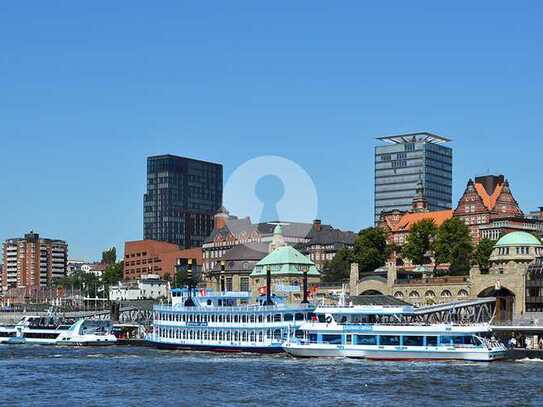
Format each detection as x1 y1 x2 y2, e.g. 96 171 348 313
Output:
0 346 542 406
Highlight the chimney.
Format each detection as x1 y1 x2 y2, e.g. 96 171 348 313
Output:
313 219 322 232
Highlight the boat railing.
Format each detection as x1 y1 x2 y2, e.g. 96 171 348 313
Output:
153 304 315 313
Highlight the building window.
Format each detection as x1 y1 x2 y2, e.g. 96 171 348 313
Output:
240 277 249 292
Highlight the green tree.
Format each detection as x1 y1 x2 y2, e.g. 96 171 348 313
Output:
321 247 352 283
102 261 123 286
401 219 438 265
434 218 474 275
102 247 117 265
474 238 495 272
351 227 389 273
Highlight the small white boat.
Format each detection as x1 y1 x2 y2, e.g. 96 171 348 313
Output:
283 305 506 362
56 319 117 346
0 316 117 346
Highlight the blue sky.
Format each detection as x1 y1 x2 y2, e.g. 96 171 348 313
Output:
1 1 542 261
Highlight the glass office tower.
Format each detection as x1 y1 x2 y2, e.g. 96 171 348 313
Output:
144 155 223 248
374 133 452 222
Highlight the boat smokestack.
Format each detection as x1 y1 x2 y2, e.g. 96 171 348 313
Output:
265 265 274 306
302 271 309 304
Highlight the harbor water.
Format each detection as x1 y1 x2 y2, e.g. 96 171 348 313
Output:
1 346 542 406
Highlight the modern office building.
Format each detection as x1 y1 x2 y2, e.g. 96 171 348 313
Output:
2 231 68 291
374 132 453 222
143 155 223 248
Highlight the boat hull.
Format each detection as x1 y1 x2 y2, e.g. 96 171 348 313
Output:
151 341 283 354
283 344 506 361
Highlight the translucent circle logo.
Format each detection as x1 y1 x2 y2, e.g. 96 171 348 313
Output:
222 155 318 253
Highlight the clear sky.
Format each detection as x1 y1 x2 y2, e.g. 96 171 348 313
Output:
1 1 542 261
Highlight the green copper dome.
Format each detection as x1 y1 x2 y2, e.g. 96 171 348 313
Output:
495 231 542 247
250 246 320 277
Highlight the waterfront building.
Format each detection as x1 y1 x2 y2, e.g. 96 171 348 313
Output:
203 208 354 280
67 260 107 277
380 174 543 253
454 175 531 242
109 274 170 301
374 132 452 223
143 155 223 248
350 231 543 321
2 231 68 291
123 240 202 281
248 225 321 303
379 177 453 248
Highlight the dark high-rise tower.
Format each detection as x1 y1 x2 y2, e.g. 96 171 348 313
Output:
144 155 223 248
374 133 452 222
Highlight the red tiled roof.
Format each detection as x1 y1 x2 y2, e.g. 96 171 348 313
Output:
392 209 454 232
474 182 503 210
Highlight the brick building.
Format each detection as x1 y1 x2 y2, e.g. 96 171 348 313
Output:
123 240 202 281
203 208 355 277
2 231 68 291
453 175 526 242
380 174 543 250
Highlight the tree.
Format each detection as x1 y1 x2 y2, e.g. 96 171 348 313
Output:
321 247 352 283
401 219 438 265
163 272 172 282
102 247 117 265
351 227 390 273
102 261 123 286
474 238 495 272
434 218 474 275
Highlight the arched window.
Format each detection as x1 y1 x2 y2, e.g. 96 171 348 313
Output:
409 291 420 298
457 289 468 297
393 291 404 298
441 290 452 297
425 290 436 298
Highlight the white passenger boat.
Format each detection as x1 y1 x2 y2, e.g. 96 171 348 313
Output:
283 305 506 361
147 288 316 353
0 316 117 346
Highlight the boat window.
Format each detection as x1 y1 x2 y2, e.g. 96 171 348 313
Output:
318 314 326 323
273 329 282 341
356 335 377 345
309 333 318 343
273 314 282 322
439 336 453 345
295 313 304 321
380 336 400 346
258 331 263 342
242 315 247 323
250 315 256 323
345 335 352 345
266 315 272 323
258 315 263 323
250 332 256 342
426 336 438 346
322 335 342 344
452 336 465 345
295 330 304 339
284 314 293 322
403 336 424 347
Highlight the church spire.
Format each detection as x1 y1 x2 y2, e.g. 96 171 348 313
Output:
412 173 428 212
